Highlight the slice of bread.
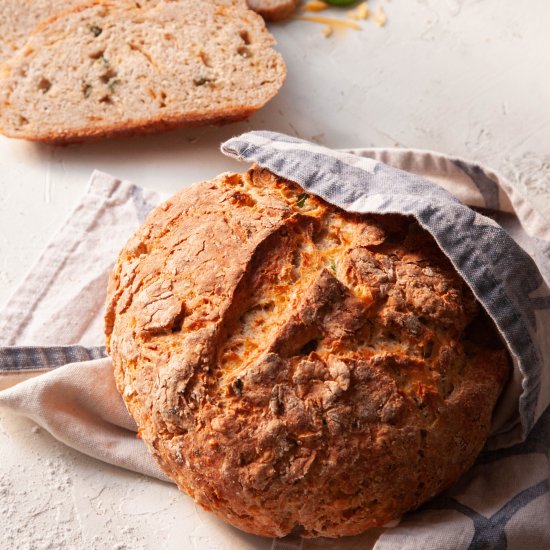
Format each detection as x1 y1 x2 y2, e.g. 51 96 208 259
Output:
0 0 294 67
0 0 85 65
0 0 286 143
246 0 299 20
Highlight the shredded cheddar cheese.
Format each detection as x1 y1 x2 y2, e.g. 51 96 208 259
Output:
374 5 387 26
347 2 371 20
294 15 362 30
296 0 388 38
303 0 329 12
322 24 333 37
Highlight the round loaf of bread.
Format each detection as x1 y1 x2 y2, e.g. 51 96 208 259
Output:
105 168 509 538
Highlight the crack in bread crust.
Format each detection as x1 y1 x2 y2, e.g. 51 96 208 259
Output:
106 167 510 538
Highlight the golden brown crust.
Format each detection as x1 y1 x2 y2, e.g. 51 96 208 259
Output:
105 168 509 538
2 106 256 144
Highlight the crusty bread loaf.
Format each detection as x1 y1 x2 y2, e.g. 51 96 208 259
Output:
0 0 285 143
247 0 299 20
105 168 509 538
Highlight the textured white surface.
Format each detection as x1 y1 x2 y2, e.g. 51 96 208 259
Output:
1 1 549 548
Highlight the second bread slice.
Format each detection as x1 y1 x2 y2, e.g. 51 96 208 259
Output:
246 0 299 21
0 0 286 142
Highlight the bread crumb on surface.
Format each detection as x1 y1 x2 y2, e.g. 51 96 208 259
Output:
322 24 333 37
374 4 387 26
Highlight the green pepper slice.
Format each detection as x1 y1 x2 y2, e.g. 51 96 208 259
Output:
324 0 358 6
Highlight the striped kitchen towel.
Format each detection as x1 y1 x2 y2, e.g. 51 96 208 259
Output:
1 132 549 550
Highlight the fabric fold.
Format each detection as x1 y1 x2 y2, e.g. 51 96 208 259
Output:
0 356 169 482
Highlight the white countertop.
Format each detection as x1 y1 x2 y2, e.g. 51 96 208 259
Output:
1 1 549 548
